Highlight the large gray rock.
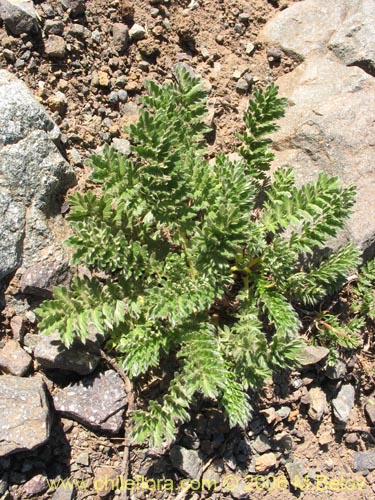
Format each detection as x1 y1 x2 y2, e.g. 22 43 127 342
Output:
269 57 375 254
0 70 75 280
0 0 39 36
53 370 127 434
0 375 51 457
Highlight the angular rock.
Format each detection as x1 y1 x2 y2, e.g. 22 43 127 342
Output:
34 333 100 375
332 384 355 426
308 387 328 421
44 20 64 36
45 36 67 59
0 339 32 376
353 451 375 472
252 434 271 454
23 474 48 496
0 0 39 36
93 466 118 498
112 23 129 54
170 446 202 479
254 452 278 472
60 0 85 18
269 57 375 254
20 259 69 297
52 483 75 500
286 458 306 489
0 375 51 457
53 370 127 434
299 345 329 367
129 23 146 41
0 70 75 280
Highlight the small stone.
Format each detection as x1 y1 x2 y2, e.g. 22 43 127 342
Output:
276 406 291 420
308 387 328 421
0 339 32 376
245 42 255 56
112 23 129 54
52 483 75 500
285 458 306 490
34 333 100 375
345 433 359 445
23 474 48 496
60 0 85 18
69 148 82 166
44 20 64 36
200 47 210 60
299 345 329 367
267 47 283 61
319 431 333 446
325 359 347 379
236 78 249 93
229 475 248 499
66 24 91 39
170 446 202 479
91 29 101 44
252 434 271 454
353 451 375 472
119 0 134 21
150 7 159 17
76 451 89 466
365 394 375 425
129 23 146 41
239 12 250 24
138 60 150 72
332 384 355 426
0 478 8 495
111 138 131 156
254 452 277 472
20 259 69 297
98 70 110 87
117 89 128 103
215 34 224 45
325 458 334 471
47 92 67 115
108 91 119 104
93 467 118 498
45 36 67 59
10 315 26 340
3 48 16 63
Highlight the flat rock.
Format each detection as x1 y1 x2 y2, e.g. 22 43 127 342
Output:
34 333 100 375
0 70 75 280
299 345 329 367
353 450 375 472
0 339 32 376
269 56 375 254
0 375 51 457
170 446 202 479
332 384 355 426
20 258 70 297
53 370 127 434
286 458 306 489
252 434 271 454
0 0 39 35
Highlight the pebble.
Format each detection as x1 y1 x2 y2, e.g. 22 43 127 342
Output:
332 384 355 426
98 70 110 87
245 42 255 56
76 451 90 466
112 23 129 54
318 431 333 446
138 60 150 72
267 47 283 62
108 91 119 104
23 474 48 496
308 387 328 421
236 78 249 93
365 394 375 425
47 91 68 115
239 12 250 24
276 406 291 420
0 478 8 496
69 148 83 166
45 35 67 58
326 359 347 380
117 89 128 103
252 434 271 454
345 433 359 445
0 339 32 376
91 29 101 44
129 24 146 41
254 452 278 472
44 20 64 36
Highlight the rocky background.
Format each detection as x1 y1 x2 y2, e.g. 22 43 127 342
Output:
1 0 375 499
